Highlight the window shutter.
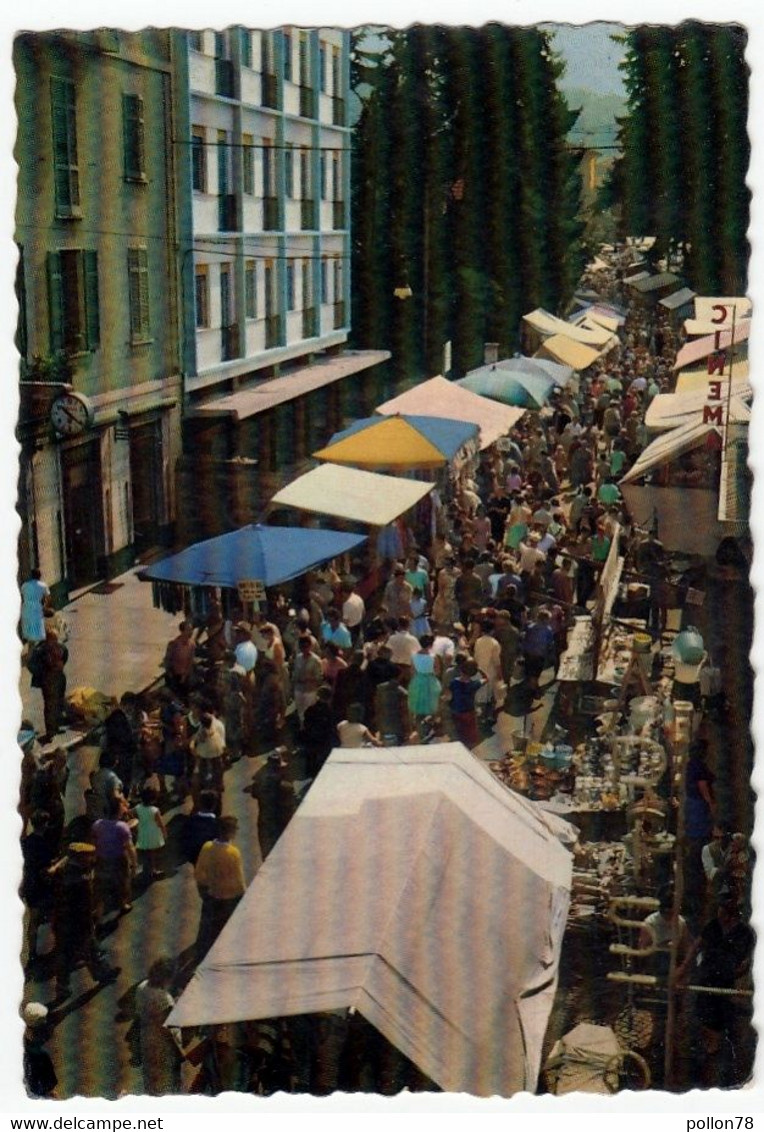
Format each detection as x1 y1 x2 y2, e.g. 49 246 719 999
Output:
122 93 145 180
51 78 79 214
127 248 149 340
47 251 64 353
138 249 149 335
84 250 100 349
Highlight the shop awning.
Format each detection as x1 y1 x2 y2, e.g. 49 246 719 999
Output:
142 524 367 589
659 286 696 311
535 335 602 371
270 463 433 527
313 414 477 469
673 321 751 370
167 742 574 1097
523 308 616 347
620 418 721 484
186 350 391 421
675 361 749 393
646 383 752 431
375 376 525 449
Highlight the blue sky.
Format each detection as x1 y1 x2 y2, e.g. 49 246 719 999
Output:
543 21 627 95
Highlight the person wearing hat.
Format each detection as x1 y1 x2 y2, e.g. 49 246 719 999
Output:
48 842 119 998
249 750 297 861
22 1002 57 1098
517 532 547 579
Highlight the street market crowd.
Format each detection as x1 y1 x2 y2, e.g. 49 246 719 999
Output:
19 243 754 1098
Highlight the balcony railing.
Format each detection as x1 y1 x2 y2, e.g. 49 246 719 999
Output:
333 300 345 329
263 195 280 231
218 193 238 232
261 72 279 109
332 200 345 230
215 58 235 98
299 85 316 118
302 306 317 338
221 322 240 361
332 96 346 126
265 313 282 349
300 198 317 230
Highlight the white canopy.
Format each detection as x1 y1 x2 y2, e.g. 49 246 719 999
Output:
376 375 525 450
620 418 721 484
270 463 433 527
168 743 574 1097
675 361 749 393
646 382 752 431
523 308 616 348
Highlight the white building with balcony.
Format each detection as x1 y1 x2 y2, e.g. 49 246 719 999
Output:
173 28 388 537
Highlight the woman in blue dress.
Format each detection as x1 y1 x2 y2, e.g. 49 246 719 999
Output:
408 634 442 724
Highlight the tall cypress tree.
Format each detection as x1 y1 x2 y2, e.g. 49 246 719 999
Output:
602 22 749 293
351 24 586 380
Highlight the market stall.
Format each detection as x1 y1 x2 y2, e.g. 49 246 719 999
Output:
534 334 603 372
375 375 525 450
167 742 575 1097
141 523 368 617
269 463 436 591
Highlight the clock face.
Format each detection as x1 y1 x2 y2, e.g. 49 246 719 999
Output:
50 392 93 437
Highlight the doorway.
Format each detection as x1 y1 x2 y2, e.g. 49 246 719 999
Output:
61 439 104 589
129 420 163 555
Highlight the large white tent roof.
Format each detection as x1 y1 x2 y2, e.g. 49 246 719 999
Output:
270 463 433 527
375 375 525 449
168 743 574 1097
523 308 616 348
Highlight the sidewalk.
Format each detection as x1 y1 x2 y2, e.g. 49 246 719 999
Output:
20 566 180 740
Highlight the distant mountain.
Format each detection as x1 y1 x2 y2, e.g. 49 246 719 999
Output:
563 86 627 151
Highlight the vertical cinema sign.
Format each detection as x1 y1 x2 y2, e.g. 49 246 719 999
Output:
703 303 736 426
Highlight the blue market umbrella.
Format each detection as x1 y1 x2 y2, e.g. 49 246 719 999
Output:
457 365 558 409
143 524 367 589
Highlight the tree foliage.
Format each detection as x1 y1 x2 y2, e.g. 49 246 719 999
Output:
350 25 586 379
600 23 750 293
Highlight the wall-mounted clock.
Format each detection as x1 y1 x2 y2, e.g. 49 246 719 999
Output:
50 390 95 437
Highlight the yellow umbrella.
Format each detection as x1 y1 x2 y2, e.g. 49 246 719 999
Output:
313 415 448 469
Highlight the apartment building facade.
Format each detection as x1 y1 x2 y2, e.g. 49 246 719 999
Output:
173 27 389 539
15 29 183 602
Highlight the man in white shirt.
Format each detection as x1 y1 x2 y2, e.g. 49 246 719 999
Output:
341 580 366 645
386 616 420 683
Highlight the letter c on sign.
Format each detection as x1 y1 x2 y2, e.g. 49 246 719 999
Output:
711 304 728 324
